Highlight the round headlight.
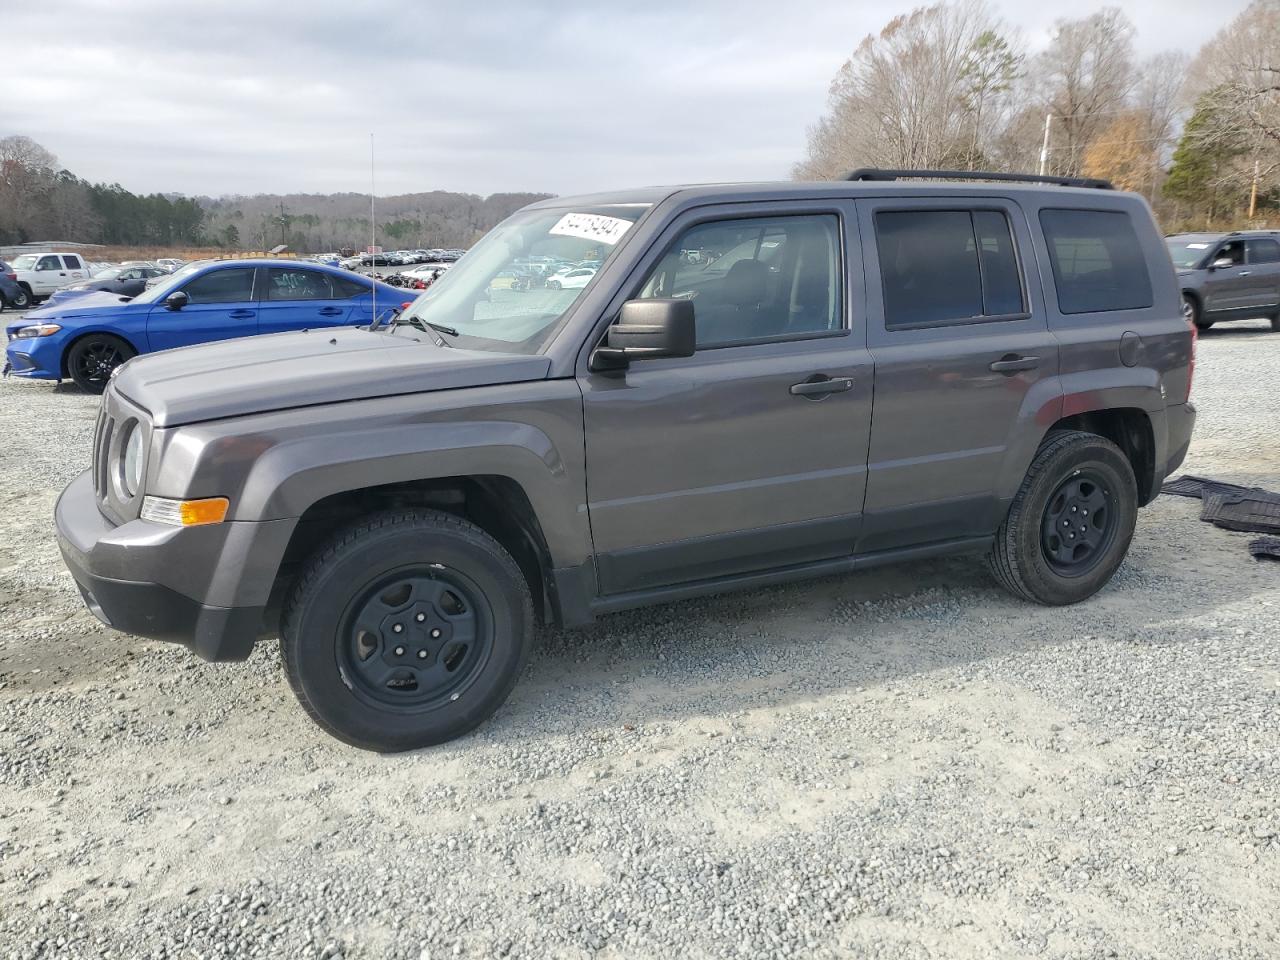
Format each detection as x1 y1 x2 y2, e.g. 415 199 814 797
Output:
122 424 144 497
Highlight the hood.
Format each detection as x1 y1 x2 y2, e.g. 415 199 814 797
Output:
111 326 552 427
15 290 135 323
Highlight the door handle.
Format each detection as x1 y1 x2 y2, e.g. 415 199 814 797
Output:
989 355 1040 373
790 376 853 398
228 310 256 319
318 307 343 316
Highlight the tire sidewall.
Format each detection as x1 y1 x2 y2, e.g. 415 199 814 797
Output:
1012 440 1137 604
67 334 133 394
284 519 531 751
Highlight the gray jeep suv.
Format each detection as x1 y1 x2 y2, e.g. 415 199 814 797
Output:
55 169 1196 751
1166 230 1280 330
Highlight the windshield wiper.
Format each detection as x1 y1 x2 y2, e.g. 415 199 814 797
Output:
395 314 458 344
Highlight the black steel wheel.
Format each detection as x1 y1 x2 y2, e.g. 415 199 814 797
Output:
281 509 534 751
66 334 135 393
340 568 493 712
1039 470 1119 577
988 430 1137 605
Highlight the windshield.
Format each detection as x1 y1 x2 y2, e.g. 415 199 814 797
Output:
130 261 207 304
398 204 650 353
12 255 37 270
1166 239 1214 269
93 267 123 279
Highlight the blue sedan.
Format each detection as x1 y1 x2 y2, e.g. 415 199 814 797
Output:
4 258 410 393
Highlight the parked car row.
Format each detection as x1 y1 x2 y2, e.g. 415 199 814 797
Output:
0 253 188 309
358 248 465 267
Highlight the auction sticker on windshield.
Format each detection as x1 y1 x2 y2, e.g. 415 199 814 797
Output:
550 213 634 246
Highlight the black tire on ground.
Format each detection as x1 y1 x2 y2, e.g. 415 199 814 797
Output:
65 333 135 394
1183 294 1211 330
9 286 31 310
281 509 534 752
1270 314 1280 332
987 430 1138 606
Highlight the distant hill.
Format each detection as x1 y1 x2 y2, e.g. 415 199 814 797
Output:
199 190 552 252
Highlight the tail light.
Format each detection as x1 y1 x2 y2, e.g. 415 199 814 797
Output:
1185 313 1197 402
4 272 14 281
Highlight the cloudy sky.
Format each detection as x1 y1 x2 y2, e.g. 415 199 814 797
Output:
5 0 1248 199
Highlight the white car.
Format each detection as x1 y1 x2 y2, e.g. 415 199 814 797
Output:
545 268 596 290
403 263 450 281
8 251 92 301
154 258 185 271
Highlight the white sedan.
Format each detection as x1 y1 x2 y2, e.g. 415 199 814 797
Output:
545 268 596 290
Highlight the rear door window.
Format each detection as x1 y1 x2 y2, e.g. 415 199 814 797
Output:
62 255 84 270
266 267 333 300
1039 209 1153 314
875 209 1025 328
1246 238 1280 264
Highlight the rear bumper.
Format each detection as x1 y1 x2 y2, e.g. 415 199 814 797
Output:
54 470 287 661
1164 401 1196 478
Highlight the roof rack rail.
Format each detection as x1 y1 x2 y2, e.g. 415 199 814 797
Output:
844 168 1115 190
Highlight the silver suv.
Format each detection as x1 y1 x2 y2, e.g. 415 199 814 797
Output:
1167 230 1280 331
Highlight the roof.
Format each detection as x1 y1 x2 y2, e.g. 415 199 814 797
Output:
529 178 1143 212
1167 229 1280 240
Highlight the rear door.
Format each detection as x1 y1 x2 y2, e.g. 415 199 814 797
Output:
146 265 258 350
60 255 88 283
1245 237 1280 314
257 266 355 334
856 197 1060 552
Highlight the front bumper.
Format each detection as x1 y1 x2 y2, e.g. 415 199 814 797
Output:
5 337 60 380
55 470 285 661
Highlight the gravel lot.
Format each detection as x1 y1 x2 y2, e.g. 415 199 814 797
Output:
1 317 1277 960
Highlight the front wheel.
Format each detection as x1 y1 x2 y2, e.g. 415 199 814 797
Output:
281 510 534 751
65 334 135 393
988 431 1138 605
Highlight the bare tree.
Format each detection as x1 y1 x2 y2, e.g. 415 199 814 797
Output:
1035 8 1138 175
795 0 1014 179
0 136 59 242
959 30 1024 169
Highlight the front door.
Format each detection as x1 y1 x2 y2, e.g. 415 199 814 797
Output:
147 265 259 351
581 205 873 594
1202 239 1272 315
856 197 1060 552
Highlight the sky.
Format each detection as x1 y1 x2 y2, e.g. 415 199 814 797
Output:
3 0 1251 199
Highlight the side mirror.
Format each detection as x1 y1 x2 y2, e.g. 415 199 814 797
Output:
165 290 189 311
1210 257 1235 271
591 298 696 371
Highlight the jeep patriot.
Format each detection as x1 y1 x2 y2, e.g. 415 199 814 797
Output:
55 169 1197 750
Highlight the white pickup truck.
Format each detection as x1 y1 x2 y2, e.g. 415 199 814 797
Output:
9 251 91 301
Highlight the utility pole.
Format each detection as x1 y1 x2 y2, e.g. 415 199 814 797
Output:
1249 158 1260 220
1038 113 1052 177
277 200 289 249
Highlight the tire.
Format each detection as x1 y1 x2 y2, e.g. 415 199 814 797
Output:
1183 294 1211 330
547 280 561 290
987 430 1138 606
65 333 135 394
281 509 534 752
1270 314 1280 332
9 287 31 310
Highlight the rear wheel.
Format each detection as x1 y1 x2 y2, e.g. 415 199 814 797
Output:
988 431 1138 605
8 286 31 310
281 510 534 751
65 334 135 393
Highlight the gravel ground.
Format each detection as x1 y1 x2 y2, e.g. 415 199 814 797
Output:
1 318 1277 960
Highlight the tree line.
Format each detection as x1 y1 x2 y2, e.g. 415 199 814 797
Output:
0 134 548 252
796 0 1280 227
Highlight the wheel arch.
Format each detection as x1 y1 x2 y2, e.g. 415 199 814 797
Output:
1046 407 1158 505
267 475 560 630
59 329 140 379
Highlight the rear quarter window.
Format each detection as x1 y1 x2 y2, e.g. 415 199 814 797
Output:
1039 209 1153 315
